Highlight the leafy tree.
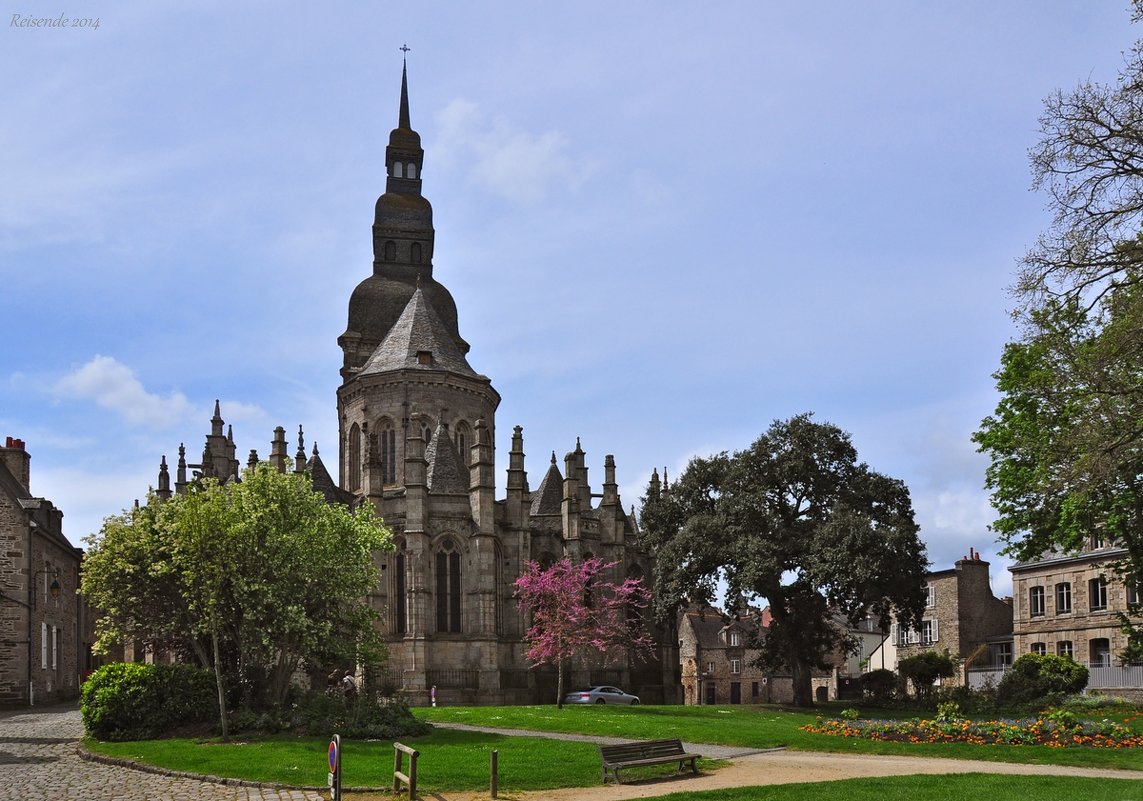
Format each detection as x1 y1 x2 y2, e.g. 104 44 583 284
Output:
514 556 653 708
82 464 390 734
897 651 956 700
640 414 928 707
974 3 1143 657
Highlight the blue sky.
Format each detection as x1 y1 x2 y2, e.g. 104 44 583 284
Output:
3 1 1136 597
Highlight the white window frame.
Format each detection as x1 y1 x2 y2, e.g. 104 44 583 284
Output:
923 584 935 608
1089 577 1108 611
1055 582 1072 614
728 631 741 647
1031 642 1047 655
730 658 741 675
1029 585 1046 617
1057 640 1073 659
922 619 938 645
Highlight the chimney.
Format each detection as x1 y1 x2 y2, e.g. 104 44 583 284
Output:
1 436 31 491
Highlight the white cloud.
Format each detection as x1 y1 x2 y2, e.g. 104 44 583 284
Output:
53 355 193 429
434 98 588 203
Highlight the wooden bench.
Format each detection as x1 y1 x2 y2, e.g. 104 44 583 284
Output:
597 738 702 784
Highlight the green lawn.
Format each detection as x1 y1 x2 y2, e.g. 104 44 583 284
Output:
416 703 1143 771
648 775 1143 801
83 702 1143 798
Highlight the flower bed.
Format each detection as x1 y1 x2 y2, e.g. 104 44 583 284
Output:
802 705 1143 749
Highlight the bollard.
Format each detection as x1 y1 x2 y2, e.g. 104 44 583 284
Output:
490 749 498 798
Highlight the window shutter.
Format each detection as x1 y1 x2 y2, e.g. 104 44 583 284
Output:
931 619 938 642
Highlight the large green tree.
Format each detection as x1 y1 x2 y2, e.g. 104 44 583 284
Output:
82 463 391 725
974 3 1143 657
640 414 928 707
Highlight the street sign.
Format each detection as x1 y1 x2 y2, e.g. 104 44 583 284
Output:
326 735 338 795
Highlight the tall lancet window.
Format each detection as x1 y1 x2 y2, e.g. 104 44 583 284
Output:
393 162 404 178
454 421 471 465
348 423 362 492
384 240 397 261
411 242 422 263
436 539 462 633
407 163 417 179
394 537 407 635
379 420 397 484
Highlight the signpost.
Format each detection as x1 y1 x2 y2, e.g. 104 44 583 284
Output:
327 734 341 801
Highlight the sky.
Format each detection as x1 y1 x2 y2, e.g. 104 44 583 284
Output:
3 1 1139 599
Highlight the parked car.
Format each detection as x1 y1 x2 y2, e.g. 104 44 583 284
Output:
563 686 641 705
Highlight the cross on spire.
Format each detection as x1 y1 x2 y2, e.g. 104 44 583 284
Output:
400 42 411 61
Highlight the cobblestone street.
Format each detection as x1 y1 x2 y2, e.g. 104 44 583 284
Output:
0 705 324 801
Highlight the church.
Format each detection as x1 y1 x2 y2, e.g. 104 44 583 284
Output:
159 63 678 705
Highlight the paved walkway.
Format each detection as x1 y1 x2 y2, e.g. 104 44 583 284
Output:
0 704 323 801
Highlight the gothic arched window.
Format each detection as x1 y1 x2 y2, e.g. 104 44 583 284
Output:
420 420 433 445
436 539 462 633
348 422 362 492
411 242 422 263
384 240 397 261
408 163 417 179
454 421 471 465
379 420 397 484
393 162 404 178
494 541 505 637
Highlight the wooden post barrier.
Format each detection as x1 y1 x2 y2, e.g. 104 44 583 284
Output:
490 749 498 798
393 742 419 800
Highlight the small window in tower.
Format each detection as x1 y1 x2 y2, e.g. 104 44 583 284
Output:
408 163 417 179
394 162 404 178
417 350 433 366
384 240 397 261
411 242 422 263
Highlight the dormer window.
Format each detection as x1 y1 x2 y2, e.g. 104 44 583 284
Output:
417 350 433 366
728 631 741 647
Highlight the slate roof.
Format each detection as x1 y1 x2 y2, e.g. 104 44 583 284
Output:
425 422 468 494
529 455 563 516
359 287 479 378
307 448 354 505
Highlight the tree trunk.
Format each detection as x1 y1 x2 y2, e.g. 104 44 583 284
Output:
790 658 814 707
211 626 229 739
556 658 564 709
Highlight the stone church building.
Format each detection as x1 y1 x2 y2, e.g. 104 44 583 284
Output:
158 64 678 705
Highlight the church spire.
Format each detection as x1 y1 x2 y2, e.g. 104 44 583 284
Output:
399 48 411 130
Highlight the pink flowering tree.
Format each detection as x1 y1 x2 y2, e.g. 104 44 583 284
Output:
514 556 654 707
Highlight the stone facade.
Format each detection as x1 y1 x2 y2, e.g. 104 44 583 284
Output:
892 550 1013 686
0 437 85 706
1010 540 1140 669
678 603 790 705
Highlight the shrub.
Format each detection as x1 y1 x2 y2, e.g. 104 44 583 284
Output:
296 690 432 739
996 653 1088 709
861 668 898 701
898 651 957 699
81 662 217 741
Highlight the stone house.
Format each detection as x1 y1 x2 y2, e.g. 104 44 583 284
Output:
892 549 1013 686
143 63 678 705
678 603 791 705
1010 538 1141 670
0 437 85 705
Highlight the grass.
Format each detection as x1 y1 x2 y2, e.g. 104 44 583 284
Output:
647 774 1143 801
416 703 1143 771
83 702 1143 797
85 727 720 791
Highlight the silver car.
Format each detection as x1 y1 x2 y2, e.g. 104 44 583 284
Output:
563 686 641 705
